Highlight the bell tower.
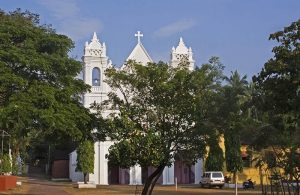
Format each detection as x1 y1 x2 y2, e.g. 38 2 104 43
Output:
170 37 194 71
82 32 112 108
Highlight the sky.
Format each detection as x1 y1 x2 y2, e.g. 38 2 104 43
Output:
1 0 299 78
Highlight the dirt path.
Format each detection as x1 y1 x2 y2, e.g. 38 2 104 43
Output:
1 177 261 195
0 177 71 195
26 179 70 195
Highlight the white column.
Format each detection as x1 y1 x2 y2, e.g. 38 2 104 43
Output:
70 151 84 182
84 64 91 86
163 163 174 185
129 165 142 185
194 159 203 184
99 141 110 185
88 142 100 184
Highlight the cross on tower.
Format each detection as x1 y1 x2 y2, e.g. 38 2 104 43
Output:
135 31 143 44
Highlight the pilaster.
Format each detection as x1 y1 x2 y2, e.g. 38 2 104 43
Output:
163 163 175 185
194 159 203 184
129 165 142 185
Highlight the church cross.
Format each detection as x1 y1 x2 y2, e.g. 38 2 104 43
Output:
135 31 143 44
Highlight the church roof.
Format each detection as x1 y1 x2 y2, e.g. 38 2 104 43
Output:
126 42 153 64
124 31 153 67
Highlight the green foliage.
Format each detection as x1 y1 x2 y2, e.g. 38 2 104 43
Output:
252 20 300 148
11 155 18 175
98 59 225 194
253 19 300 117
283 147 300 179
224 123 243 173
103 60 224 167
250 20 300 192
220 71 248 174
107 133 167 168
0 154 12 174
205 131 224 171
0 9 96 158
76 140 94 174
252 19 300 147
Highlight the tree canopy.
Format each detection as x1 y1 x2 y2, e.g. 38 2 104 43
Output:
250 19 300 194
221 71 248 181
253 20 300 117
205 129 224 172
96 59 224 195
0 9 95 159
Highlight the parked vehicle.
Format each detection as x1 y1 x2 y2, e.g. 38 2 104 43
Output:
199 171 225 188
243 179 255 189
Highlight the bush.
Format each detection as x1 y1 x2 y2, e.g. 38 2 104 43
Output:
11 155 18 175
0 154 12 175
76 140 94 184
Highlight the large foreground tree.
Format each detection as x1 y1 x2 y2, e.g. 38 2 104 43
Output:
252 19 300 195
0 9 95 160
96 59 224 195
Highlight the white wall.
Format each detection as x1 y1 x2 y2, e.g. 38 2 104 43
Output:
69 151 84 182
163 163 174 185
194 159 203 184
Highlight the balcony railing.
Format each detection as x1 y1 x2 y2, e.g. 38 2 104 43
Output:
92 86 102 92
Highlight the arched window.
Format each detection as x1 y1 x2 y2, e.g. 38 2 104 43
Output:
92 67 101 86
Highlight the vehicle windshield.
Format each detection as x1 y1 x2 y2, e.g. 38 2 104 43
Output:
212 173 222 178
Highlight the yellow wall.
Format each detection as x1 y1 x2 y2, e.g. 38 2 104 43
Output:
218 135 265 184
224 167 267 185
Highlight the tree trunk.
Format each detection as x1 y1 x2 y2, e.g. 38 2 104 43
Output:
259 166 264 195
286 181 291 195
234 172 238 195
295 178 300 195
141 164 165 195
280 178 285 195
84 173 88 184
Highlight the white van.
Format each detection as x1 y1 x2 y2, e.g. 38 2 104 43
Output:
199 171 225 188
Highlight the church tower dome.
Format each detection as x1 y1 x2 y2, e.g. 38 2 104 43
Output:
170 37 195 71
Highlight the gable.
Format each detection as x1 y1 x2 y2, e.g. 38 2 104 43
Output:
126 43 153 65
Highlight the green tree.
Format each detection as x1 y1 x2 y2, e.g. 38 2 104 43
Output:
205 130 224 171
98 60 224 195
224 123 243 176
0 9 95 160
253 20 300 117
0 154 12 175
252 19 300 195
76 140 94 184
220 71 248 194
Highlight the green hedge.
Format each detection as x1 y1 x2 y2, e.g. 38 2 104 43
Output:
0 154 12 174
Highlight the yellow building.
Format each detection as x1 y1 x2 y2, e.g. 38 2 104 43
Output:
215 136 268 185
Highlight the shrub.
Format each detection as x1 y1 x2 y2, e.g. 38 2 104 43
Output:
0 154 12 175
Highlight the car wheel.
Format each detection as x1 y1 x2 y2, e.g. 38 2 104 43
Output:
219 185 223 189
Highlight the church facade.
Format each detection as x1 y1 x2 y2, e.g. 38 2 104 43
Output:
69 31 203 185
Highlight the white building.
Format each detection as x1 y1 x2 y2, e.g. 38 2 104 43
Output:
69 31 203 185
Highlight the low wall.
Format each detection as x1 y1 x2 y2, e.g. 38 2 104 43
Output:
0 176 17 191
52 160 69 178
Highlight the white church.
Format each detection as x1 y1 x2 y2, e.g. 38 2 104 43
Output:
69 31 203 185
